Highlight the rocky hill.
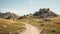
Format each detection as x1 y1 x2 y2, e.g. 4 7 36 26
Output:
0 12 20 20
0 8 59 20
33 8 59 18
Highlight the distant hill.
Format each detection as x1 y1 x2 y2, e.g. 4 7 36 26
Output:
0 12 20 20
33 8 59 18
0 8 60 20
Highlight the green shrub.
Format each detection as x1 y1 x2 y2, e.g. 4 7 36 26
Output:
38 21 43 23
51 29 56 32
40 24 44 26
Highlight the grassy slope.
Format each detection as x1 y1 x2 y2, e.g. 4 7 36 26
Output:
0 18 25 34
18 16 60 34
0 16 60 34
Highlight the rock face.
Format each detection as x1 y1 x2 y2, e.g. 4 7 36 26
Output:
0 12 19 20
33 8 58 18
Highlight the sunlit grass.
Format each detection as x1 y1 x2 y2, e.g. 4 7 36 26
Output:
0 18 25 34
18 16 60 34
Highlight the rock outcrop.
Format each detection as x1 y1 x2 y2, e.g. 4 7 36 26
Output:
33 8 59 18
0 12 19 20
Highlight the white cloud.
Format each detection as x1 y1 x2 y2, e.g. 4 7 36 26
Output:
0 9 32 16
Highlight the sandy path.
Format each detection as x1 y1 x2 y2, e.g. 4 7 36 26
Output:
20 24 40 34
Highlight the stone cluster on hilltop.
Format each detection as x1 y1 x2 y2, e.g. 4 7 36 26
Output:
33 8 58 18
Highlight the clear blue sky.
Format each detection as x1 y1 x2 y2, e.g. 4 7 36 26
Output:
0 0 60 16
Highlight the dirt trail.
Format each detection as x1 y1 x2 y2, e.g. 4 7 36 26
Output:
20 24 40 34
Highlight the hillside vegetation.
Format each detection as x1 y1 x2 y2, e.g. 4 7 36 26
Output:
0 18 25 34
18 16 60 34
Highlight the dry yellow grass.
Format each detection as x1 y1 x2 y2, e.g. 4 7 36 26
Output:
0 16 60 34
18 16 60 34
0 18 25 34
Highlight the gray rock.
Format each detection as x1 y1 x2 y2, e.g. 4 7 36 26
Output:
33 8 59 18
